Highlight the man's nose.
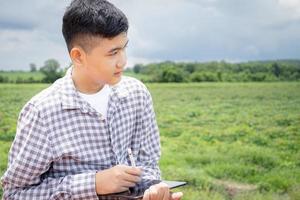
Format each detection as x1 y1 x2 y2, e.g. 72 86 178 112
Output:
116 50 127 69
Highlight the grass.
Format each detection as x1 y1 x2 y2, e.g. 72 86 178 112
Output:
0 84 49 141
0 71 45 82
0 82 299 199
149 82 300 199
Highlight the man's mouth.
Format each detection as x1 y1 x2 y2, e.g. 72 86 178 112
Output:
114 71 123 76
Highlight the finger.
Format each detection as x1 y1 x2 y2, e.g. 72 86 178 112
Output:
123 173 141 183
143 189 150 200
156 183 169 200
160 190 170 200
162 187 170 200
120 180 136 188
156 187 165 200
149 186 159 200
125 166 143 176
117 186 130 193
171 192 183 200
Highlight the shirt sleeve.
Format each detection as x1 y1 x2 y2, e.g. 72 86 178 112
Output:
0 103 98 200
136 89 161 180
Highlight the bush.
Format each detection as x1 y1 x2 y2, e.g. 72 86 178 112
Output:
190 72 218 82
0 75 9 83
157 67 185 82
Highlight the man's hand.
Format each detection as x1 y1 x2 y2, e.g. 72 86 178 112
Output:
95 164 142 194
143 182 183 200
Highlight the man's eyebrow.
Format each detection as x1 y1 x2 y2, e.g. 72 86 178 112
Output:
108 40 129 53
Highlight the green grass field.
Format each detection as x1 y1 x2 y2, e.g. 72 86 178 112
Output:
0 71 45 82
0 82 299 199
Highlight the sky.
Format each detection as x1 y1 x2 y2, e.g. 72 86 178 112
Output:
0 0 300 70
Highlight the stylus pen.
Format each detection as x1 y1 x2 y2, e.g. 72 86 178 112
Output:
127 148 136 167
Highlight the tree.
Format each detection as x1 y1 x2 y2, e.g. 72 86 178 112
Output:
29 63 37 72
40 59 63 83
133 64 143 73
185 63 195 73
272 63 281 78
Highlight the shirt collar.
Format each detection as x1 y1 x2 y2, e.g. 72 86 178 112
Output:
60 67 85 111
60 67 129 112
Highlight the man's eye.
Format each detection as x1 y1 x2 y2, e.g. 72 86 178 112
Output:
110 51 118 56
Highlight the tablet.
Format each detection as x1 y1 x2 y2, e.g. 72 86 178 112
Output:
98 179 187 200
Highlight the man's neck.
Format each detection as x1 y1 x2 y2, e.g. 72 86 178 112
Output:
71 66 105 94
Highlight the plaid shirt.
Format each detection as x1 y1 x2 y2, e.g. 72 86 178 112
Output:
1 69 161 200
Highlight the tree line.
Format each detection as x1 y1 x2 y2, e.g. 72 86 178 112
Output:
0 59 66 83
1 59 299 83
128 59 300 82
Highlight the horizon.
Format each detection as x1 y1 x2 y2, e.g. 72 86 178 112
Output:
1 58 299 72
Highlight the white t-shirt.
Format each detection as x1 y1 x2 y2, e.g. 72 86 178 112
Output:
78 84 111 119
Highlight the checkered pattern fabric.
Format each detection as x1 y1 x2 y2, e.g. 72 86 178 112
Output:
1 69 161 199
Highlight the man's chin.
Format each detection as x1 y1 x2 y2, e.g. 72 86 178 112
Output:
108 76 122 86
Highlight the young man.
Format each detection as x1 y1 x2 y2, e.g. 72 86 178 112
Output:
1 0 183 199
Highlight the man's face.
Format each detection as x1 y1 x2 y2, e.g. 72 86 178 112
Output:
82 32 128 85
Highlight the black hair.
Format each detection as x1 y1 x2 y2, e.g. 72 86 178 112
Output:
62 0 128 52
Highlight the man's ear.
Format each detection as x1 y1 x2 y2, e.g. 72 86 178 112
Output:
70 46 86 66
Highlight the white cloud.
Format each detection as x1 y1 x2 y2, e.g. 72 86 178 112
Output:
278 0 300 19
0 0 299 70
0 29 69 70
